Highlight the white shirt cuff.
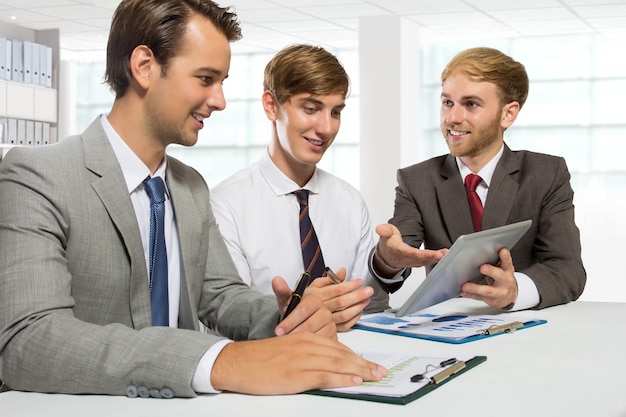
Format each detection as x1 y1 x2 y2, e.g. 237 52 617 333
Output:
376 272 405 284
367 246 405 282
509 272 540 311
191 339 232 394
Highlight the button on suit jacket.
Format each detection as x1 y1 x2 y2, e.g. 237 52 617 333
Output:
391 144 586 309
0 118 279 397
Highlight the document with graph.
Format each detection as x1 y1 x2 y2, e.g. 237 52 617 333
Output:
307 349 486 405
355 309 546 344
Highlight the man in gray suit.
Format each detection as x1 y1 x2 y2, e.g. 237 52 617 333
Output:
0 0 386 397
370 47 586 311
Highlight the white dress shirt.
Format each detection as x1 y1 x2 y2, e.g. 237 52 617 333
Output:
210 151 388 311
456 144 540 310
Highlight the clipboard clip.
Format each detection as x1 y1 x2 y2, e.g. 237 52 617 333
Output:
479 321 524 336
410 358 467 385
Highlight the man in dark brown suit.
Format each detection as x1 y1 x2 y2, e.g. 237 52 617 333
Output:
370 47 586 311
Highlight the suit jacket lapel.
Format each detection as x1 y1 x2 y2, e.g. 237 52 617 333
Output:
483 144 520 230
82 119 152 329
166 161 199 331
436 154 475 241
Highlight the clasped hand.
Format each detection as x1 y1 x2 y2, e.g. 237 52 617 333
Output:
272 269 373 333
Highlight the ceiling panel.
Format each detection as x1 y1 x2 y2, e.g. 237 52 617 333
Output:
0 0 623 58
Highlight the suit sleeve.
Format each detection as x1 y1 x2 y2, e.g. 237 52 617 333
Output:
518 157 586 309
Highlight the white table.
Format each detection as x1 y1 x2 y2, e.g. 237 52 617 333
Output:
2 299 625 416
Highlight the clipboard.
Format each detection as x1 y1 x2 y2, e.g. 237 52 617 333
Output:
307 354 487 405
355 310 547 344
396 220 533 317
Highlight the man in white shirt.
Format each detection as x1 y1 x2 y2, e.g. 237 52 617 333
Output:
211 44 390 331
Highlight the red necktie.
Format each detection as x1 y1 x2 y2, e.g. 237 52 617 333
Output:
465 174 483 232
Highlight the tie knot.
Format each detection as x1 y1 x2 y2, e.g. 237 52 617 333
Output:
465 174 482 192
144 176 167 205
294 189 310 205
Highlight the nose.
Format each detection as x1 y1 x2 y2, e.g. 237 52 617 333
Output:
206 83 226 112
316 111 338 138
444 103 464 124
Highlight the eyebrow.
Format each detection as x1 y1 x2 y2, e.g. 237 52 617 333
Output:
198 66 228 80
299 96 346 110
441 93 485 103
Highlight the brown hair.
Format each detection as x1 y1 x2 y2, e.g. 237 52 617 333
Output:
441 47 529 108
263 44 350 104
104 0 241 98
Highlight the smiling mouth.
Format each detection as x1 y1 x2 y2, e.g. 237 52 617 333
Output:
193 113 207 121
449 129 469 136
305 137 324 146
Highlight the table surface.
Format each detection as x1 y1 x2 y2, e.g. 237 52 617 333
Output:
1 298 625 417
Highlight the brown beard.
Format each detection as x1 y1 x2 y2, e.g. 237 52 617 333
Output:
445 108 503 158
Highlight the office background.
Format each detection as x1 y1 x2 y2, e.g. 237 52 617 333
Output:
2 0 625 304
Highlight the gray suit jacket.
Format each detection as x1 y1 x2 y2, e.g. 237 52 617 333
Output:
0 118 279 397
391 144 586 309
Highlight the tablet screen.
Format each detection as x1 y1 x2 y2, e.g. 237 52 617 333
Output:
395 219 532 317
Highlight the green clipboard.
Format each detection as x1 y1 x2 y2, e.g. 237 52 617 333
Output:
306 356 487 405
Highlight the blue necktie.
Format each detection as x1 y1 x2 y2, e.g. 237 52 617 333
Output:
144 176 169 326
294 189 326 281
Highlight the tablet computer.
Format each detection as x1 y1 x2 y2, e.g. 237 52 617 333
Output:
395 219 532 317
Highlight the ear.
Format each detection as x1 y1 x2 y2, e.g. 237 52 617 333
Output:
500 101 520 129
129 45 156 90
262 90 279 121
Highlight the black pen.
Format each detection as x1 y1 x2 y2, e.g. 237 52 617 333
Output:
281 272 310 321
322 267 342 284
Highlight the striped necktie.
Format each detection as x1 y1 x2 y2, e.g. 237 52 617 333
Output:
294 189 326 280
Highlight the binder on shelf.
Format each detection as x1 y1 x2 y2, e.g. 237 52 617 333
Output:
0 37 6 80
31 41 40 85
42 122 50 144
34 121 43 145
7 118 17 145
49 124 57 144
25 120 34 145
16 119 26 145
38 43 48 86
355 309 546 344
23 41 33 85
11 39 23 83
0 118 8 144
44 45 52 88
3 38 11 81
307 349 487 405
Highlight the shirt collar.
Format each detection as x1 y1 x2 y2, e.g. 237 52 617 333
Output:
456 143 504 187
100 114 168 194
257 150 320 196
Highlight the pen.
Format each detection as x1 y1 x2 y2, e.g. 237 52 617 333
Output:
322 267 342 284
280 272 310 321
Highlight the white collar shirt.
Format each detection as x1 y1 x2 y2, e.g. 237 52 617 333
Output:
210 150 388 311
